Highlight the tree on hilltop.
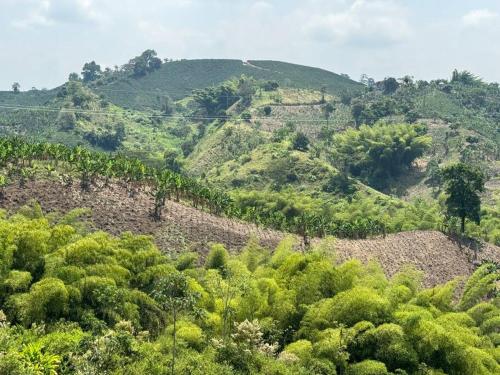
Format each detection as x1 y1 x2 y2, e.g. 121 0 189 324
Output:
81 61 102 82
126 49 163 77
12 82 20 93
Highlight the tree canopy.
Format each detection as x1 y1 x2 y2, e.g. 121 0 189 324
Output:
332 123 431 188
442 163 486 233
125 49 163 77
81 61 102 82
0 208 498 374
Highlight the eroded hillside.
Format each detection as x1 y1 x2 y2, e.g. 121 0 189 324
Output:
2 179 498 286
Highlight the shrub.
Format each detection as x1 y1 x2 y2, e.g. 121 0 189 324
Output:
292 132 310 151
301 287 391 332
205 244 229 274
8 278 69 326
347 360 388 375
2 270 32 293
284 340 313 363
176 252 199 271
241 112 252 121
171 321 205 351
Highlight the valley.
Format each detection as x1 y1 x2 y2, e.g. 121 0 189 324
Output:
0 52 499 375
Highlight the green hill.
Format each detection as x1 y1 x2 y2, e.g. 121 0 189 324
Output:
89 59 363 110
0 89 58 107
0 59 498 245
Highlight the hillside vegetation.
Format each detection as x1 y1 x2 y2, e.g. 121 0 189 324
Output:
0 207 499 375
89 59 362 110
0 57 499 246
0 53 500 375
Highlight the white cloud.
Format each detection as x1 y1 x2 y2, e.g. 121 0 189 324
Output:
302 0 412 47
12 0 103 28
250 1 273 12
462 9 498 27
137 21 214 56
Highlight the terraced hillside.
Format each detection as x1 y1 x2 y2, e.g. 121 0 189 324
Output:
90 59 363 109
0 59 498 249
2 179 498 286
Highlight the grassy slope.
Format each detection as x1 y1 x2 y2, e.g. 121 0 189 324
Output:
248 60 359 94
0 64 498 245
204 141 335 192
0 89 58 106
91 59 363 110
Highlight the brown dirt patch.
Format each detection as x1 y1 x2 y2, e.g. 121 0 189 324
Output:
1 179 498 286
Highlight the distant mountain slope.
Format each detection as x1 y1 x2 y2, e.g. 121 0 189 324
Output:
91 59 363 110
0 89 58 107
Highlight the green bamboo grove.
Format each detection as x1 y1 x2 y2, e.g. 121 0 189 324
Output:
0 137 386 240
0 210 498 374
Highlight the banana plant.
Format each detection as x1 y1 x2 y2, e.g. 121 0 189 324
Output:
0 174 7 200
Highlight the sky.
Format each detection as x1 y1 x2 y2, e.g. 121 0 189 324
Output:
2 0 500 90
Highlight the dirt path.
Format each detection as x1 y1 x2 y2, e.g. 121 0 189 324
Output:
242 60 272 71
2 179 498 286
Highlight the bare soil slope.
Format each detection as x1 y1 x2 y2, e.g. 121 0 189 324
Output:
2 180 498 286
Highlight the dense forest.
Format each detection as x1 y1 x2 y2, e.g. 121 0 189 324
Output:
0 206 499 374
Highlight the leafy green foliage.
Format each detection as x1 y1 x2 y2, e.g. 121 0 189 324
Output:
332 123 431 188
193 83 238 117
442 163 486 233
81 61 102 83
124 49 163 77
205 244 229 274
0 209 498 374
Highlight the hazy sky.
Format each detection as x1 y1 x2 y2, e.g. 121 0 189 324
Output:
2 0 500 90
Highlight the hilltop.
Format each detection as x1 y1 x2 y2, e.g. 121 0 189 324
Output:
88 59 363 110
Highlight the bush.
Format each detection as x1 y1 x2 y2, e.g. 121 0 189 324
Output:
347 360 388 375
8 278 69 326
284 340 313 363
301 287 391 332
171 321 205 351
292 132 310 151
205 244 229 274
241 111 252 121
2 270 32 293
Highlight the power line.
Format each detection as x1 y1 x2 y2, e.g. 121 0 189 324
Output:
0 84 328 100
0 104 334 123
91 86 325 100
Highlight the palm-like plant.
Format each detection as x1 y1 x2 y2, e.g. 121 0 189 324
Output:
21 343 61 375
0 136 390 241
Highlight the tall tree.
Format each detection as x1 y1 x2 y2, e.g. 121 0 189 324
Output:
320 85 327 103
323 102 335 123
128 49 162 77
152 273 199 375
68 72 80 82
81 61 102 82
382 77 399 94
12 82 20 93
442 163 485 233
